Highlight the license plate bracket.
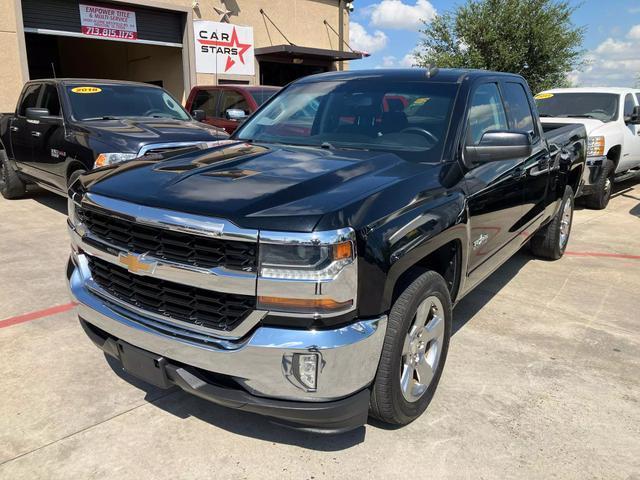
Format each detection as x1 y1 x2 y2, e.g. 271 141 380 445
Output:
117 340 170 389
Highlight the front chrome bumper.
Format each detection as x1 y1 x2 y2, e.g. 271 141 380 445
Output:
68 257 387 402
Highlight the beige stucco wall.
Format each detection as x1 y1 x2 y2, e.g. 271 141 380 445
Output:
0 0 349 110
0 0 28 112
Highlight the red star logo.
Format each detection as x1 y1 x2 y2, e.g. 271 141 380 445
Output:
197 27 252 72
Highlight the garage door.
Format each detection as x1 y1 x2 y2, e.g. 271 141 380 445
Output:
22 0 184 47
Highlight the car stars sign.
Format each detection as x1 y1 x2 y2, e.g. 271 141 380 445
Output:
194 21 255 76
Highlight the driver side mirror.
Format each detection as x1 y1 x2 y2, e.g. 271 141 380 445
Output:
625 105 640 125
26 107 62 124
464 131 532 164
192 109 206 122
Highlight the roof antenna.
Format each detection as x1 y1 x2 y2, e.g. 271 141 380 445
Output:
51 62 57 79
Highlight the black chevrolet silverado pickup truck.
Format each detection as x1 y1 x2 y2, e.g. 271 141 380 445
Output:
0 79 227 198
67 69 586 432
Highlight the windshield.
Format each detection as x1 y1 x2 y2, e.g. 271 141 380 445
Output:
66 84 191 121
535 92 619 122
235 80 458 161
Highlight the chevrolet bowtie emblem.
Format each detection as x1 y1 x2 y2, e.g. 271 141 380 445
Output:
118 252 157 275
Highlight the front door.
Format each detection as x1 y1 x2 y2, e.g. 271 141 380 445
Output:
621 93 640 170
30 83 66 190
462 81 528 284
501 80 550 230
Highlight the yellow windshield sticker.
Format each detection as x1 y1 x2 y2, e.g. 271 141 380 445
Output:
534 92 554 100
71 87 102 94
413 97 430 105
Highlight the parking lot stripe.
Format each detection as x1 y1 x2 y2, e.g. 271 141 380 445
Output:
0 302 76 329
565 251 640 261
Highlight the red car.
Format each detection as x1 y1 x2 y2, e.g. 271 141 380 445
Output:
185 85 280 134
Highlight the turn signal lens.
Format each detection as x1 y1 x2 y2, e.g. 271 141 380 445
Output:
257 296 353 314
333 241 353 261
587 136 605 157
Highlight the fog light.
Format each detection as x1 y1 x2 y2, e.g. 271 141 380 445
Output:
294 353 319 391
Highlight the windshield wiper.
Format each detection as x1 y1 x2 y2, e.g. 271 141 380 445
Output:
82 116 120 121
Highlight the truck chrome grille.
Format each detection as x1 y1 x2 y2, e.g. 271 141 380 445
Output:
87 256 255 332
78 207 257 272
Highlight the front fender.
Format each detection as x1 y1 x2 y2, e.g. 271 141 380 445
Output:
357 190 468 316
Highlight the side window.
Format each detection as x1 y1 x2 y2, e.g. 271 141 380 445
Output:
636 93 640 106
191 89 220 118
40 84 60 116
624 94 636 119
220 91 250 117
502 82 536 137
467 83 508 145
18 84 42 116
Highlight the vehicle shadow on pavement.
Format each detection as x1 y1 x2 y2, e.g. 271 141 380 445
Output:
28 187 68 215
104 353 367 450
451 251 532 336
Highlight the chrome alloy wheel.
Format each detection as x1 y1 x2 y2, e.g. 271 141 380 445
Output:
400 296 445 402
559 197 573 249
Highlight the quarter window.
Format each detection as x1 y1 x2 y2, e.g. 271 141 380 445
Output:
503 82 536 136
467 83 509 145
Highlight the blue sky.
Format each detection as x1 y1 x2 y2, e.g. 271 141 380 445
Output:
348 0 640 87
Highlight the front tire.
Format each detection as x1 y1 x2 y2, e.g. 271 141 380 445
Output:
584 159 614 210
531 186 574 260
370 271 452 426
0 151 26 199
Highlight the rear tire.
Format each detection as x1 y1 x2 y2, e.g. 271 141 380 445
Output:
369 271 452 426
0 151 26 199
584 159 614 210
67 169 86 190
531 186 574 260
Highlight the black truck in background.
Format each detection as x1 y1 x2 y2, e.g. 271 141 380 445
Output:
67 69 587 432
0 79 228 198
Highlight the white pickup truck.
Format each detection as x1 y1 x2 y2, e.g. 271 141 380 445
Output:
535 87 640 209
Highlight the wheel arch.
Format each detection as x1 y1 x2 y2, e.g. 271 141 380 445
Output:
607 144 622 168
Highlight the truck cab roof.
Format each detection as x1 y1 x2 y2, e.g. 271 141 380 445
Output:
295 68 527 84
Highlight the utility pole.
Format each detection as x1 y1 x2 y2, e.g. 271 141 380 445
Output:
338 0 344 71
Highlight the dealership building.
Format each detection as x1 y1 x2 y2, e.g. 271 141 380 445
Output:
0 0 361 111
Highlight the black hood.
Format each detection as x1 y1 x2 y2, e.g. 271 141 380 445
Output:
80 117 228 154
81 141 445 231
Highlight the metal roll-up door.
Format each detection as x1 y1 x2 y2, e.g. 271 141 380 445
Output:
22 0 184 46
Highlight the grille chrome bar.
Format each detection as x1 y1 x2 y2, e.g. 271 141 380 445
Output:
82 193 259 243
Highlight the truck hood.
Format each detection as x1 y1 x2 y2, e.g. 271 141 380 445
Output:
82 140 437 231
79 117 228 154
540 117 605 135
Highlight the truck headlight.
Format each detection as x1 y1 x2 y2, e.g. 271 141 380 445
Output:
587 136 605 157
94 152 137 168
257 228 357 316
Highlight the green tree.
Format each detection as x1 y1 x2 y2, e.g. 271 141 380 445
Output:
414 0 584 93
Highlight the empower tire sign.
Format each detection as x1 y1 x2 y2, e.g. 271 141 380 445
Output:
79 4 137 41
194 21 255 76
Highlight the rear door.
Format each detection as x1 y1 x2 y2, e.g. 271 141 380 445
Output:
462 80 528 280
10 83 41 169
501 79 551 229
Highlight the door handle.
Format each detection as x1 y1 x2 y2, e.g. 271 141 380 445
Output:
10 126 19 132
31 131 42 138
